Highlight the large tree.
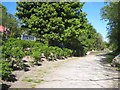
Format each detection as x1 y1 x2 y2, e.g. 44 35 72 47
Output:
101 2 120 51
16 2 105 56
0 3 19 38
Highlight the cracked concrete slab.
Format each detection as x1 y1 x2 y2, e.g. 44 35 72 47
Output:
36 55 119 88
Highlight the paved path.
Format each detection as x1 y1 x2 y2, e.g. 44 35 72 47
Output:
36 55 119 88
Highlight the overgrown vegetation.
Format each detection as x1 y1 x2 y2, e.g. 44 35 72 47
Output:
101 2 120 69
16 2 105 56
1 38 73 80
22 78 44 83
1 2 106 81
105 52 120 71
0 4 19 39
0 59 12 81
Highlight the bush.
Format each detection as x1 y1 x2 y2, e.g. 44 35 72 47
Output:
32 47 42 64
0 59 12 81
2 38 73 70
2 43 25 69
63 48 73 57
2 38 26 69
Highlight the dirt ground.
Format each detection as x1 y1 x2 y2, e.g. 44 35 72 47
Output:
8 54 119 88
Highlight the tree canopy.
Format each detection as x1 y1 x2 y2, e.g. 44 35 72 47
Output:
0 3 19 38
16 2 105 56
101 2 120 51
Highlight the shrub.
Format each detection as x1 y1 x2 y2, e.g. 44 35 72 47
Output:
0 59 12 81
32 47 42 64
2 38 25 69
63 48 73 57
2 38 73 70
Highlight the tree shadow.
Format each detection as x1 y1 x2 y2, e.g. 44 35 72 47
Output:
12 63 30 71
96 53 108 56
11 66 20 71
1 84 10 90
23 60 27 62
34 63 42 66
99 57 109 64
96 54 112 65
23 65 30 72
5 74 17 82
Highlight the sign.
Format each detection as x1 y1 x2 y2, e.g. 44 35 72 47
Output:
21 34 36 41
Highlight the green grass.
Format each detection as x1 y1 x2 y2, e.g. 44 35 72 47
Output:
31 84 36 88
116 64 120 71
33 79 44 83
106 52 120 70
22 78 44 83
106 55 114 63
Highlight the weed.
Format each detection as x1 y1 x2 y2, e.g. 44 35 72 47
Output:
31 84 36 88
22 78 44 83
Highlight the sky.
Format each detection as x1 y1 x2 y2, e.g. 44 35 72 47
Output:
82 2 108 41
2 2 108 41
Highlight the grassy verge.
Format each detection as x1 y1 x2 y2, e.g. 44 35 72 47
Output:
105 54 115 63
106 51 120 71
21 57 78 88
22 78 44 83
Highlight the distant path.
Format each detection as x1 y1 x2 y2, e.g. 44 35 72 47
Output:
36 54 119 88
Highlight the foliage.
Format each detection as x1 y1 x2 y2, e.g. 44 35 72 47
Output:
31 42 73 61
101 2 120 52
2 38 30 69
0 4 19 38
31 47 42 64
0 58 12 81
105 51 120 70
2 38 73 67
16 2 105 56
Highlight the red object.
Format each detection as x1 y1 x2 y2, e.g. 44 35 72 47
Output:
0 25 6 33
0 25 10 34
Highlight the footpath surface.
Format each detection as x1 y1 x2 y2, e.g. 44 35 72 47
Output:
36 54 119 88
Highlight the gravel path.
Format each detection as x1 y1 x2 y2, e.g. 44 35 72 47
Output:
36 55 119 88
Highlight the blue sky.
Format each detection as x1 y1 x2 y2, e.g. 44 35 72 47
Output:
2 2 108 41
83 2 108 42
